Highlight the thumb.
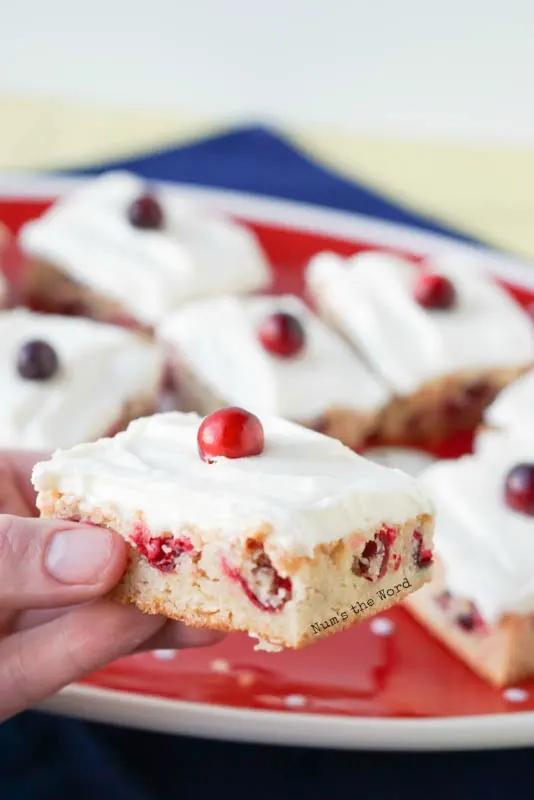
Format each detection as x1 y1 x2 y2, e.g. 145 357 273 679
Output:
0 515 129 610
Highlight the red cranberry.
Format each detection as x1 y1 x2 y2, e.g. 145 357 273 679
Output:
128 193 164 230
353 540 378 577
412 530 433 569
456 604 486 633
465 380 491 402
414 273 456 310
222 548 292 613
131 522 194 573
504 463 534 516
17 340 59 381
258 312 305 358
435 590 452 610
376 527 396 578
197 407 264 462
352 526 396 580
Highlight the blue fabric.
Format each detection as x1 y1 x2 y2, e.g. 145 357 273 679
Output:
0 126 519 798
63 124 483 248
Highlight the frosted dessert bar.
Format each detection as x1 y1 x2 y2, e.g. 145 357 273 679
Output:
0 308 164 451
306 250 534 443
405 431 534 686
18 171 271 333
158 294 393 450
32 409 435 651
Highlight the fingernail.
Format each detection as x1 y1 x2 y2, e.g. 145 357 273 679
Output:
46 528 114 584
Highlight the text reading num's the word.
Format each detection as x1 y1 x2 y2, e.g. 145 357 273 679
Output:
310 577 411 635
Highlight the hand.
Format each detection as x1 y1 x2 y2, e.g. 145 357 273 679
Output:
0 450 224 721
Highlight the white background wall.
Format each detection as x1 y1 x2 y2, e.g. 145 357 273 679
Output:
2 0 533 143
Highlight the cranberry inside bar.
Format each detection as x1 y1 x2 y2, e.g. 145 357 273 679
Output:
32 411 434 651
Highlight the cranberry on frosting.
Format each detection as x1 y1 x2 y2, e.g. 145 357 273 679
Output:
17 340 59 381
504 463 534 516
197 407 264 463
414 272 456 310
258 312 305 358
127 193 165 230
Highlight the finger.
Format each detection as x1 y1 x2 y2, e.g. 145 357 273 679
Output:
0 515 129 610
13 608 227 652
0 450 48 516
0 599 164 720
137 620 227 652
10 604 87 633
0 462 33 517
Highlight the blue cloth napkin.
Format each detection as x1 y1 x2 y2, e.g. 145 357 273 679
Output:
0 125 517 799
66 124 482 247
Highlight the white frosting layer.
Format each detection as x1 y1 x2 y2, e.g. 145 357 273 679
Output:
32 411 433 556
307 250 534 395
421 434 534 622
159 294 391 420
0 309 164 450
483 369 534 435
19 172 271 325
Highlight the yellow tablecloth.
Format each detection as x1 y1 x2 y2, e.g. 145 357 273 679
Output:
1 95 533 260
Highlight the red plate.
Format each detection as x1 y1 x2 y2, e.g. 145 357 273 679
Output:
2 177 534 749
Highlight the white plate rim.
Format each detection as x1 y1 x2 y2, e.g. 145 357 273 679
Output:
4 172 533 750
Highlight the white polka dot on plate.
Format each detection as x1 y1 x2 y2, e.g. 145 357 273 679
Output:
370 617 395 637
152 649 177 661
210 658 231 673
503 687 529 703
283 694 307 708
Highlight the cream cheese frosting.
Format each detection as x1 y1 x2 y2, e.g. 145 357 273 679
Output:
483 369 534 435
158 294 391 420
19 171 271 325
421 434 534 622
32 411 433 556
307 250 534 396
0 308 164 450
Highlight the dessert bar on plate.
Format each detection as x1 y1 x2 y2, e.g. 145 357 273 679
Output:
405 430 534 686
158 294 392 450
306 250 534 443
18 171 271 333
32 408 435 651
0 308 164 450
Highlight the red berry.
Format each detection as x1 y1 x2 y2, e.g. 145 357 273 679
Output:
128 193 164 230
504 463 534 516
414 273 456 310
197 407 264 462
258 312 305 358
412 530 433 569
17 340 59 381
